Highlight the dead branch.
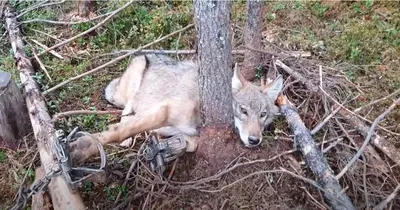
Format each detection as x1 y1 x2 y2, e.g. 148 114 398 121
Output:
98 49 246 58
245 46 311 58
311 105 342 135
21 11 112 25
36 0 135 57
29 39 64 59
275 59 319 92
373 184 400 210
338 104 400 168
42 23 194 95
32 48 52 82
354 88 400 113
52 109 122 121
16 0 66 19
4 4 85 210
277 94 356 210
336 97 400 179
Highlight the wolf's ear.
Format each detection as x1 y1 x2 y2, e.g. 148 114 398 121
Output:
263 75 283 101
232 63 246 93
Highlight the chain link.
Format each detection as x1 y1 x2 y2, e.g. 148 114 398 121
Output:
10 165 62 210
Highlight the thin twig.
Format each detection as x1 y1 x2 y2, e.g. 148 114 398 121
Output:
373 184 400 210
36 0 135 57
311 105 342 135
354 88 400 113
97 49 245 58
29 39 64 59
42 23 194 95
32 48 52 82
336 97 400 179
52 109 122 121
16 0 65 19
21 11 112 25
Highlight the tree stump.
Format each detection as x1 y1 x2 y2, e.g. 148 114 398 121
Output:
0 71 32 150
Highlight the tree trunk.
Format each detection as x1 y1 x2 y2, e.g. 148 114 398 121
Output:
0 71 32 150
194 0 239 174
4 5 85 210
242 0 264 81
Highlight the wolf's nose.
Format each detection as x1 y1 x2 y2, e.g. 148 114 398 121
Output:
248 136 260 145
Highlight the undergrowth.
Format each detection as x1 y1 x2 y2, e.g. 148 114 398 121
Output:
0 1 399 209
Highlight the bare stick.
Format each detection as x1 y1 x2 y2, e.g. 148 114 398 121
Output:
244 46 311 58
32 48 52 82
5 4 85 209
98 49 246 58
42 23 194 95
17 0 66 19
52 109 122 121
354 88 400 113
337 105 400 168
373 184 400 210
36 0 135 57
311 105 342 135
30 39 64 59
336 97 400 179
21 11 112 25
275 59 319 92
277 94 356 210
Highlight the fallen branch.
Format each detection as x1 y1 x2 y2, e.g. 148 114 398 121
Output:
4 5 85 210
32 48 52 82
337 104 400 168
21 11 112 25
245 46 311 58
36 0 135 57
277 94 356 210
373 184 400 210
16 0 66 19
42 23 194 95
354 88 400 113
336 97 400 179
98 49 246 58
275 59 319 93
30 39 64 59
52 109 122 121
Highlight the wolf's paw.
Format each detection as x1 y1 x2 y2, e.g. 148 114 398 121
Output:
69 133 101 165
119 137 134 147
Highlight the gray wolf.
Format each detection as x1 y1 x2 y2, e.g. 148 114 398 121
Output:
70 54 283 162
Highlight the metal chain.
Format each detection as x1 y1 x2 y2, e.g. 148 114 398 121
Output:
10 165 62 210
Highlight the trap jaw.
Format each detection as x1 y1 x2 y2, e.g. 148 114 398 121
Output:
52 127 107 192
143 133 187 176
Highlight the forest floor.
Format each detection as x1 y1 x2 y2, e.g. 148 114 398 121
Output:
0 1 399 210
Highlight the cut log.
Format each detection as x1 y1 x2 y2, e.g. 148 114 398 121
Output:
277 95 356 210
0 71 32 150
4 4 85 210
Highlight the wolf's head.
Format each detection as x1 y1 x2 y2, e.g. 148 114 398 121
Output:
232 65 283 148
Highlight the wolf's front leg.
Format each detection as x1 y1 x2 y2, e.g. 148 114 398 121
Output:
70 103 169 164
119 99 135 147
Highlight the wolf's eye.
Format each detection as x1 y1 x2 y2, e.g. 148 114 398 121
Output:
240 107 248 115
261 111 267 118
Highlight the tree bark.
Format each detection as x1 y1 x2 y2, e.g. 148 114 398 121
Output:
277 95 356 210
0 71 32 150
242 0 264 81
194 0 238 173
31 167 52 210
4 5 85 210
